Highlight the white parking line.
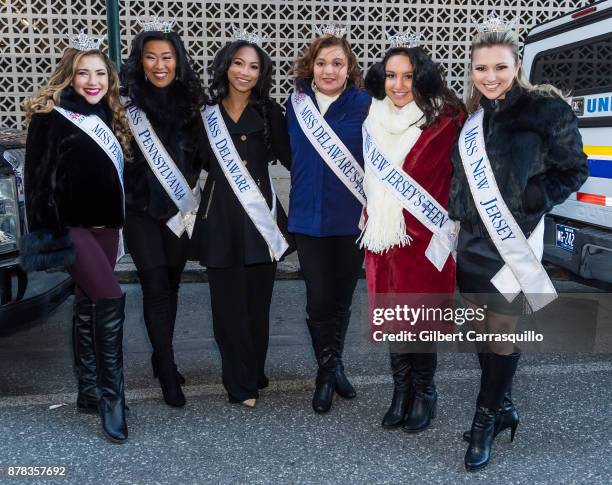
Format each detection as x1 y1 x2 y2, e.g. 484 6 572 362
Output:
0 361 610 408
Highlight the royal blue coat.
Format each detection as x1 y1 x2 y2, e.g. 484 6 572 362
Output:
286 81 371 237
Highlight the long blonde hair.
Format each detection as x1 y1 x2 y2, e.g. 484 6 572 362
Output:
465 30 563 113
23 48 132 154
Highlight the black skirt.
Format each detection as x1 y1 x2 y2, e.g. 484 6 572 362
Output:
456 222 528 316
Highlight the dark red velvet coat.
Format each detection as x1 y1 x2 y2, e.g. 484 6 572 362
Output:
365 111 465 296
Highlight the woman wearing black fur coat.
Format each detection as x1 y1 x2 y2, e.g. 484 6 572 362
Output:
120 26 208 407
22 43 132 443
448 22 588 471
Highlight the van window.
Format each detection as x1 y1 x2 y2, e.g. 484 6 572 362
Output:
530 33 612 95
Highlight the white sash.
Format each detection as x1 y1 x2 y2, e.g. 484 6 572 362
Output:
201 104 289 261
291 92 366 206
458 109 557 311
362 120 459 271
54 107 126 260
123 100 200 238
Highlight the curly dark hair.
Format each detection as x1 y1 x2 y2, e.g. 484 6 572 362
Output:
293 35 363 89
208 40 275 154
365 47 463 128
120 31 207 120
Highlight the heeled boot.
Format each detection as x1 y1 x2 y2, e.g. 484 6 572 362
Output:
381 352 412 428
73 298 98 413
462 352 518 442
92 294 128 443
144 291 185 407
334 310 356 399
307 318 338 413
402 352 437 433
151 287 186 385
465 352 520 471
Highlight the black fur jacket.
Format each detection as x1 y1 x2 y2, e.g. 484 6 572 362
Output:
448 85 589 233
124 81 209 221
20 87 124 271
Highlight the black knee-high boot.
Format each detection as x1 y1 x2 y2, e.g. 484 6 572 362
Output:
93 294 128 443
465 352 520 471
143 289 185 407
73 298 98 412
307 318 337 413
151 270 186 385
402 352 437 433
462 352 518 442
381 352 412 428
334 310 356 399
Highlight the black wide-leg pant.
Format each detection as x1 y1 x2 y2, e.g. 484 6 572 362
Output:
294 234 363 323
207 262 277 402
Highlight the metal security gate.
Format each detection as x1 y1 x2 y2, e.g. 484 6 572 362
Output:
0 0 591 129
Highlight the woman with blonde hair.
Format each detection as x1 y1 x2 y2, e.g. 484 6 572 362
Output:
449 16 588 470
21 35 131 443
286 27 371 413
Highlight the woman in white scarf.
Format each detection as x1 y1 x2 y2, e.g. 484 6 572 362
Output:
360 45 465 434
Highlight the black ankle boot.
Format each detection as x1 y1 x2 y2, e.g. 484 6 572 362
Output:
462 353 518 442
334 311 356 399
73 298 98 413
382 352 412 428
152 352 186 407
464 352 520 471
93 294 128 443
307 319 337 413
402 353 437 433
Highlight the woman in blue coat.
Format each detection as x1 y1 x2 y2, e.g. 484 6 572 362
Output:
286 31 371 413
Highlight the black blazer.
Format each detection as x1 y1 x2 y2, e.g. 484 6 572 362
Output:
190 100 293 268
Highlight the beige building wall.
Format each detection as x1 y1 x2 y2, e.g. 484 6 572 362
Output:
0 0 591 129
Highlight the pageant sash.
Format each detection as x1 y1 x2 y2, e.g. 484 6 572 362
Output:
458 109 557 311
123 100 200 237
54 107 126 260
201 104 289 261
291 92 366 205
362 120 459 271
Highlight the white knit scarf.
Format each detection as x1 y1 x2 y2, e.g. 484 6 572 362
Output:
359 96 425 253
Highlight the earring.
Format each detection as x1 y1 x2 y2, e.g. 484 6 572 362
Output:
470 83 475 98
144 73 148 82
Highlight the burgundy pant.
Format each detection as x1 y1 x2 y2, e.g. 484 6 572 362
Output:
66 227 122 302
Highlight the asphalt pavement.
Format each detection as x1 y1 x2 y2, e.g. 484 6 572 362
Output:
1 278 611 485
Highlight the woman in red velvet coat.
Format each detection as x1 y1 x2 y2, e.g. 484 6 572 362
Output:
360 42 465 433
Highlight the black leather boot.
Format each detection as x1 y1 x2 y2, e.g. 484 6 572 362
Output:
144 291 185 407
381 352 412 428
334 310 356 399
465 352 520 471
402 353 437 433
462 353 518 442
73 298 98 413
93 294 128 443
307 319 337 413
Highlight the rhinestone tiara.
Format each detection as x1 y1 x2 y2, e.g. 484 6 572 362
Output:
66 31 104 51
476 13 518 35
137 16 176 33
387 31 421 49
232 27 268 47
314 23 348 38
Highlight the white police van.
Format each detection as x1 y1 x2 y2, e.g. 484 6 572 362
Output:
522 0 612 286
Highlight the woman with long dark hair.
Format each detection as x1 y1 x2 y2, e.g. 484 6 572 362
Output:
286 30 371 413
21 37 131 442
120 21 208 407
191 34 292 407
361 38 464 433
449 17 588 471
